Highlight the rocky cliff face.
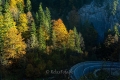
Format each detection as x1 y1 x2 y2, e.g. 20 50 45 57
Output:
78 0 120 42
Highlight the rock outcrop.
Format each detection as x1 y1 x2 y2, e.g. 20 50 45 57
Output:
78 0 120 42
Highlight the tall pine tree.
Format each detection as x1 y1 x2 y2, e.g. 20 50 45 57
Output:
67 30 75 50
17 13 28 33
73 27 82 53
45 7 51 34
25 0 32 12
29 21 38 49
38 27 46 52
38 3 45 27
52 30 57 49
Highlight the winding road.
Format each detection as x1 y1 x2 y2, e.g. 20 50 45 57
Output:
69 61 120 80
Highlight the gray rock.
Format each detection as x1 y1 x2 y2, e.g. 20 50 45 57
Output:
78 0 120 42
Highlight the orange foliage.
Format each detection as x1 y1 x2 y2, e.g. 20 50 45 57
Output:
52 19 68 47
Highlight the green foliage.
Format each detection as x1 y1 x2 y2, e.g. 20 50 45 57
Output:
111 0 119 15
0 12 15 59
104 23 119 47
29 22 38 49
67 30 75 50
25 0 32 12
3 1 9 13
73 26 78 37
45 7 51 35
0 0 3 15
4 12 14 28
17 2 24 13
73 27 83 53
35 12 39 27
114 23 120 36
75 33 83 53
17 13 28 33
38 27 46 52
52 30 57 49
0 15 4 37
38 3 45 27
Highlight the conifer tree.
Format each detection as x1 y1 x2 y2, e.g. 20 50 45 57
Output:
38 27 46 52
3 1 9 13
17 13 28 33
76 33 82 53
17 1 24 13
0 15 4 63
67 30 75 50
0 0 3 15
8 0 19 22
4 11 14 29
73 26 77 37
35 12 39 27
52 30 57 49
25 0 32 12
26 11 34 25
45 7 51 34
29 21 38 49
0 10 15 61
114 23 119 36
73 27 82 53
111 0 119 15
38 3 45 27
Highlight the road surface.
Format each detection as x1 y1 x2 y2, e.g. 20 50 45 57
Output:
69 61 120 80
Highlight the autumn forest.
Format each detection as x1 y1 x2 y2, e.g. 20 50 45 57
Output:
0 0 120 80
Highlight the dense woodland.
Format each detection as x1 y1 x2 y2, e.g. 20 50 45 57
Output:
0 0 120 80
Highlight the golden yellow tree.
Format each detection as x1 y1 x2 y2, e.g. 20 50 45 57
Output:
10 0 17 8
9 0 19 21
17 13 28 33
16 0 24 4
10 0 24 8
2 26 26 65
52 19 68 49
